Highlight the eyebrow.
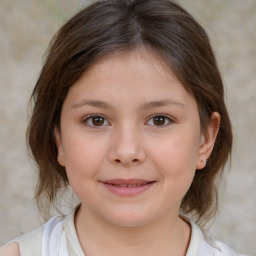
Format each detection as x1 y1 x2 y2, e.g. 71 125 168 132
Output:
72 100 110 109
71 99 185 110
138 99 185 110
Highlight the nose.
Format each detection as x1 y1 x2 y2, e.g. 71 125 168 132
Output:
108 125 146 166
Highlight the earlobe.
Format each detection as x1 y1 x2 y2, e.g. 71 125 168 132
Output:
196 112 220 170
54 127 66 167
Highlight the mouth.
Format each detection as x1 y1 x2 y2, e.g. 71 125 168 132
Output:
101 179 156 196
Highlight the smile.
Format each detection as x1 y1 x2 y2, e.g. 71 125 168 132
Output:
109 183 149 187
101 179 156 196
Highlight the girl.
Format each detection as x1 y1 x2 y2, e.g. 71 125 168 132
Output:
0 0 249 255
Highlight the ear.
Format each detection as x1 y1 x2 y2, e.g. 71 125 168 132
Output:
54 126 66 167
196 112 220 170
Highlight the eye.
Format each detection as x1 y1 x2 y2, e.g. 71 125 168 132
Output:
147 115 173 127
83 115 109 127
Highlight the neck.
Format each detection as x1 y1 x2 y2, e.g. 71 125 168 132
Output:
75 204 191 256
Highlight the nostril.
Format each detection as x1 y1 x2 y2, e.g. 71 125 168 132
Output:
114 158 139 164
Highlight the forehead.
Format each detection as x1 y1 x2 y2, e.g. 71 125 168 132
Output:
74 49 182 90
63 49 196 111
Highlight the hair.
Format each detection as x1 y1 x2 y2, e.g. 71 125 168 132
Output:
27 0 232 225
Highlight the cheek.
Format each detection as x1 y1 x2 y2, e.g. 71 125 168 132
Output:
150 133 200 169
63 141 104 202
62 135 105 183
148 134 199 193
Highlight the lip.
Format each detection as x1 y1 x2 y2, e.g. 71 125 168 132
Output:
101 179 156 196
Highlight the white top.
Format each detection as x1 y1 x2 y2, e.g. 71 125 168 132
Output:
9 209 248 256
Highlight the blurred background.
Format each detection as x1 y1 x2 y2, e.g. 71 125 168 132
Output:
0 0 255 254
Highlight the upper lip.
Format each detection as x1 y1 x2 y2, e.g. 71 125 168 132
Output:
101 179 154 185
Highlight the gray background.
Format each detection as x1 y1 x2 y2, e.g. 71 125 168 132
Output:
0 0 255 254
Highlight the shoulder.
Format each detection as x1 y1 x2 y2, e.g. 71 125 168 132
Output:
180 215 248 256
0 242 21 256
202 231 248 256
0 225 44 256
214 240 249 256
0 215 67 256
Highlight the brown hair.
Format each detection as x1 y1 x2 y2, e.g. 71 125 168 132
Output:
27 0 232 224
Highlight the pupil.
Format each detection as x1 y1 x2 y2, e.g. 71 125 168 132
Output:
153 116 165 126
92 117 104 126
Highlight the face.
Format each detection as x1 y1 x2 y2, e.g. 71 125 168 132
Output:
55 49 218 227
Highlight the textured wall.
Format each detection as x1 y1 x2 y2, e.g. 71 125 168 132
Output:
0 0 255 254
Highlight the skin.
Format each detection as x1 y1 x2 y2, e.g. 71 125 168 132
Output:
0 49 219 256
54 49 220 256
0 243 20 256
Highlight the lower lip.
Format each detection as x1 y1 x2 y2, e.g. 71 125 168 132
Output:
102 182 155 196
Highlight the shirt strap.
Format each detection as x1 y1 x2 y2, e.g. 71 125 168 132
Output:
42 216 69 256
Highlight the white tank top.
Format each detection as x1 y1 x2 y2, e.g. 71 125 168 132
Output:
41 216 68 256
9 210 247 256
40 214 246 256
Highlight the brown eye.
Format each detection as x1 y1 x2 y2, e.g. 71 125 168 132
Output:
84 115 108 127
153 116 166 126
92 116 105 126
147 115 172 127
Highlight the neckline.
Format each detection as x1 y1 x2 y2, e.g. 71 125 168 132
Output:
64 208 203 256
179 214 203 256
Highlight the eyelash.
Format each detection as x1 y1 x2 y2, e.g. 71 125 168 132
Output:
83 115 110 128
147 114 173 127
82 114 174 128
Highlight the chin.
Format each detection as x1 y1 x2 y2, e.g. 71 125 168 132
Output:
102 208 157 228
